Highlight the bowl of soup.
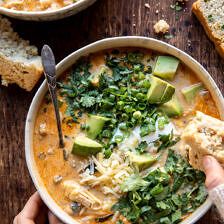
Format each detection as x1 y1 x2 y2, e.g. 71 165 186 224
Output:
0 0 97 21
25 36 224 224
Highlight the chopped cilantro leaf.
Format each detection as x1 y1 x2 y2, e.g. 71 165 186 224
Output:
135 141 148 153
112 150 207 224
157 132 180 151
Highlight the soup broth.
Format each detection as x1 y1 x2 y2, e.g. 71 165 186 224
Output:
0 0 76 11
33 48 219 224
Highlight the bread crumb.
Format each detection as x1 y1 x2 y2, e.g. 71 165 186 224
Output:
144 3 150 9
187 39 191 47
1 79 8 86
154 20 170 34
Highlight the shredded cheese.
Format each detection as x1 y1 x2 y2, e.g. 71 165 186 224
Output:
79 150 134 195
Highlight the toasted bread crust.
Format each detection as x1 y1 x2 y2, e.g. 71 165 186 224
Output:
0 16 43 91
0 54 43 91
192 1 224 59
181 111 224 171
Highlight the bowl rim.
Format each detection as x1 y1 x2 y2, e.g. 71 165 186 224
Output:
25 36 224 224
0 0 93 16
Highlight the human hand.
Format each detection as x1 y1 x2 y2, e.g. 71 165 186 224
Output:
13 192 63 224
203 155 224 190
203 155 224 220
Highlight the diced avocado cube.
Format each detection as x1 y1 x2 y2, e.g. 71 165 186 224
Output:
86 115 110 139
181 83 204 103
72 136 103 156
161 84 175 104
147 76 167 104
129 153 157 170
153 56 180 80
159 95 183 117
147 76 175 104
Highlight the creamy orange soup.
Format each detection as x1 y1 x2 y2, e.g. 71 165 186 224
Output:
0 0 76 11
33 48 219 224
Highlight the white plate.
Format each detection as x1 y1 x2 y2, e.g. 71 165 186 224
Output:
25 36 224 224
0 0 96 21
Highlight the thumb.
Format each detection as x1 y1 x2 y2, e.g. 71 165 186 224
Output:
203 156 224 190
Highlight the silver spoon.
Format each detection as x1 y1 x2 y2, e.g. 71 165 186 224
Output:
41 45 64 148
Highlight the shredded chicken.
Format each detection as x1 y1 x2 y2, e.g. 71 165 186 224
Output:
63 180 102 210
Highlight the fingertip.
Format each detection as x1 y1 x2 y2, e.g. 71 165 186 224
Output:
202 156 224 190
21 191 44 219
203 155 222 173
203 155 213 171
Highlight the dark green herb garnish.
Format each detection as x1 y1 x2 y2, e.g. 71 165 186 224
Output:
135 141 148 154
170 2 183 12
58 51 169 157
157 131 180 152
208 15 213 22
112 150 207 224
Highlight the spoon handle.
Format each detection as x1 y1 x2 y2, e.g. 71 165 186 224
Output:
41 45 64 148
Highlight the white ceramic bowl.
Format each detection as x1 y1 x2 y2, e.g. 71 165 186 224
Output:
0 0 96 21
25 36 224 224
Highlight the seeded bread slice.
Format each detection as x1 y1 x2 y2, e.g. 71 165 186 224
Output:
0 16 43 91
192 0 224 59
181 111 224 171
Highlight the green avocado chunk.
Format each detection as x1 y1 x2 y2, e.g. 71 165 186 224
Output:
161 84 176 103
181 83 204 103
86 115 110 139
72 136 103 156
147 76 175 104
159 94 183 117
153 56 180 80
129 153 157 171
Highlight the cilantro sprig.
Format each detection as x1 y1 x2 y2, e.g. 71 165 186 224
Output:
58 51 167 146
112 150 207 224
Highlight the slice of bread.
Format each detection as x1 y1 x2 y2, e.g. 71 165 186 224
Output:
181 111 224 171
0 16 43 91
192 0 224 59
